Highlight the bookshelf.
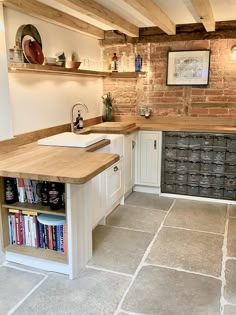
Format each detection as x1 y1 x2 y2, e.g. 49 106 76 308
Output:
0 176 93 279
8 63 146 78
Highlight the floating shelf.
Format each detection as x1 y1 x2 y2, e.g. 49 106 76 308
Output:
8 63 146 78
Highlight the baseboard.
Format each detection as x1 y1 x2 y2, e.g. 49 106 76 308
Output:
133 185 160 194
161 193 236 205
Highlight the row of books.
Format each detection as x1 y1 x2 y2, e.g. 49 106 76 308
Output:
16 178 41 203
8 209 67 253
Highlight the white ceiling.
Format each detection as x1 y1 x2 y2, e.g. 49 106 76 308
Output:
38 0 236 32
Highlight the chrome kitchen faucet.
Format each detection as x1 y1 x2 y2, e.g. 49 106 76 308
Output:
71 102 88 132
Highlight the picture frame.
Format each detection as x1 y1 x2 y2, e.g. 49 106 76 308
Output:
166 49 211 86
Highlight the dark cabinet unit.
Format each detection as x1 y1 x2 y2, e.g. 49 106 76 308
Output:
161 132 236 200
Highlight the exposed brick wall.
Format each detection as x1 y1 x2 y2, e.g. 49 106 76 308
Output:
102 39 236 118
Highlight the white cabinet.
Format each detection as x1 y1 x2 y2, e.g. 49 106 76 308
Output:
105 158 124 215
124 133 136 194
136 131 162 188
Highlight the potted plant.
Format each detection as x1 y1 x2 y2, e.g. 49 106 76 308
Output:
102 92 113 122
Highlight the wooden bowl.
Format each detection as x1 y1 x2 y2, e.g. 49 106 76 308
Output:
65 61 81 69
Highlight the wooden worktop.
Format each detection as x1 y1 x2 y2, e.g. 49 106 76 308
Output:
0 139 119 184
83 122 236 134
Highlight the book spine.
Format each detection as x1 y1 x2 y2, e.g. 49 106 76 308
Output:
23 179 31 203
29 216 35 247
11 214 16 245
60 225 64 252
19 213 25 245
38 223 44 248
56 225 60 252
15 212 23 245
34 216 39 248
16 178 26 203
44 225 48 249
48 225 53 250
8 215 13 245
52 225 57 251
63 224 68 254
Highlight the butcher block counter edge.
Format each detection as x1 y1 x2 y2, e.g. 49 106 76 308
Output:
0 139 120 184
80 123 236 134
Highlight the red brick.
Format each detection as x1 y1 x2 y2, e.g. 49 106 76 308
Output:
208 109 229 115
205 89 223 96
191 89 205 95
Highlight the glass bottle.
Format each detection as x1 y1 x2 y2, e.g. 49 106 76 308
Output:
41 181 49 206
4 177 18 204
111 53 118 72
135 54 142 72
48 182 62 210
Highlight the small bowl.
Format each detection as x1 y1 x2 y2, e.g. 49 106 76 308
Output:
65 61 81 69
45 57 57 65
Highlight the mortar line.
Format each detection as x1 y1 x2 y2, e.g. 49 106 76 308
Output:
85 265 133 278
220 204 230 315
143 262 221 280
113 199 176 315
7 274 48 315
163 224 224 236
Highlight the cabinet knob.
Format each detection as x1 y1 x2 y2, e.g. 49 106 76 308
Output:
154 140 157 150
114 166 119 172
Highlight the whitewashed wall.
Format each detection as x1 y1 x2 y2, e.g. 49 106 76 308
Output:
4 8 103 135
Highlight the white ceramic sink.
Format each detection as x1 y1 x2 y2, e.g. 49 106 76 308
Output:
38 132 107 148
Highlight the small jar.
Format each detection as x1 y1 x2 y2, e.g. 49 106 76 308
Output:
9 46 24 63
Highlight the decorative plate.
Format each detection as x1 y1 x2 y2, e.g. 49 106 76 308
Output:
22 35 44 64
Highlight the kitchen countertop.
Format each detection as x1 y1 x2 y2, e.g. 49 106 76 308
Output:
81 121 236 134
0 139 119 184
1 121 236 184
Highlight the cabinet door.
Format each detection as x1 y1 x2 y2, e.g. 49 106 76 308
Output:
138 131 161 186
124 133 136 193
105 159 124 214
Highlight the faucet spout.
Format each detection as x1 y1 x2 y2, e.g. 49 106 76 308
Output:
71 102 89 132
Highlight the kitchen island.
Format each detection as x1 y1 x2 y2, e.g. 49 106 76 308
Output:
0 138 119 279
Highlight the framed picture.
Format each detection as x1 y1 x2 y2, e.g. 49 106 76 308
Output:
166 50 211 86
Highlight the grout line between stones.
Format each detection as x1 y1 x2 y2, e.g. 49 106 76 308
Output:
220 204 230 315
104 223 155 235
163 224 225 236
118 309 148 315
2 261 48 276
3 261 47 276
123 203 169 213
143 262 221 280
113 199 176 315
7 274 48 315
85 265 133 278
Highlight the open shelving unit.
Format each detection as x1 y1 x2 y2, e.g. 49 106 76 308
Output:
8 63 146 78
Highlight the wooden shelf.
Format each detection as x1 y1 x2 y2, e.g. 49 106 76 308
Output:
4 244 68 264
8 63 146 78
2 202 66 216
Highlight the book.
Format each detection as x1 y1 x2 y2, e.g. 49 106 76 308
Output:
47 225 53 250
56 225 61 252
38 222 44 248
63 224 68 254
52 225 57 251
59 225 64 252
9 209 21 245
44 225 48 249
24 215 31 246
8 215 13 245
16 178 26 203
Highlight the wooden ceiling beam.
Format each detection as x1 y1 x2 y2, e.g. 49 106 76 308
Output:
190 0 215 32
2 0 104 39
55 0 139 37
123 0 176 35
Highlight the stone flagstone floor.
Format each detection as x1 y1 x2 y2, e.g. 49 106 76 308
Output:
1 192 236 314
